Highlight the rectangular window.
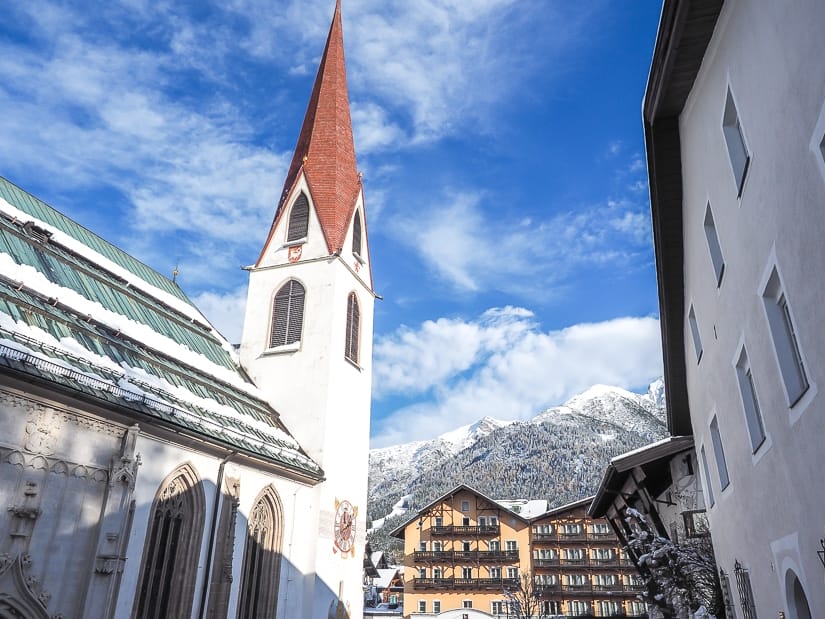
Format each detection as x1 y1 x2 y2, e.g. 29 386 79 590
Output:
491 601 503 614
435 517 443 527
704 203 725 285
461 500 470 512
462 567 472 579
490 566 501 579
723 88 750 195
734 561 758 619
418 568 426 579
490 516 498 526
689 305 703 362
701 445 715 507
463 600 473 609
462 541 471 552
736 347 766 452
507 567 518 579
763 268 809 405
478 516 486 525
489 540 500 551
433 568 442 579
418 600 426 613
433 600 441 613
433 541 442 551
419 542 427 552
709 416 730 490
505 540 517 551
462 517 470 526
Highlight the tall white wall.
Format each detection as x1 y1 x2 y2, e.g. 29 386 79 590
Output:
240 176 373 618
678 0 825 616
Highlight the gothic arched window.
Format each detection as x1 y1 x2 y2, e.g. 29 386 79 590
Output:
238 487 284 618
134 464 205 619
345 292 360 364
286 193 309 242
352 211 362 257
270 280 305 348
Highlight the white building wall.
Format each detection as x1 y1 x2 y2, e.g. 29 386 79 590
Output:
678 0 825 616
240 177 373 618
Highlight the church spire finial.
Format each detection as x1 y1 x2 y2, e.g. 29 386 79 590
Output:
264 0 359 260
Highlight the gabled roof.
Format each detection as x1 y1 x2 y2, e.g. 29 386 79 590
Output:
259 0 360 261
588 435 694 518
0 175 323 482
389 484 534 539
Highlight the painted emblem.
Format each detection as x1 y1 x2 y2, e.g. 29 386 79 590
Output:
353 260 360 273
333 498 357 556
288 245 302 262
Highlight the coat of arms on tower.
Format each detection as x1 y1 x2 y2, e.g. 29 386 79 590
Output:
332 498 357 557
288 245 302 262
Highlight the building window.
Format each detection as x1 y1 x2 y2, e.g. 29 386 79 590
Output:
419 541 427 551
418 600 426 613
478 516 486 525
562 523 582 534
591 523 610 534
433 600 441 613
704 203 725 285
490 566 501 579
461 500 470 512
735 346 766 452
134 464 205 619
462 517 470 526
490 516 498 526
433 541 442 551
270 280 305 348
722 88 750 196
489 540 500 552
238 487 284 618
568 600 589 615
762 268 809 405
709 416 730 490
507 567 518 579
435 517 443 527
433 568 442 579
287 192 310 242
700 445 715 507
462 541 471 552
462 566 472 579
463 600 473 609
719 569 737 619
352 210 362 257
544 601 561 615
534 523 552 535
418 568 426 579
688 304 703 362
598 601 621 616
345 292 360 364
492 601 504 614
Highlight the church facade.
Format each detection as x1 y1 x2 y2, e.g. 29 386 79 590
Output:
0 1 371 617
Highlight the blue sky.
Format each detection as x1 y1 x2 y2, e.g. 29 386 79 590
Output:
0 0 665 447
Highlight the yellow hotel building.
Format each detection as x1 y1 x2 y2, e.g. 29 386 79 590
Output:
390 485 646 618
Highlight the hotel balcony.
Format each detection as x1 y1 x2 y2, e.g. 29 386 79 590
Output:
430 524 500 537
533 557 561 568
413 550 520 563
412 577 519 590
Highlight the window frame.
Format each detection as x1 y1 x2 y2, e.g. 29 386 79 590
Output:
688 304 703 363
709 415 730 491
269 279 305 350
344 291 360 365
722 87 750 197
734 344 767 454
286 192 310 243
703 202 726 286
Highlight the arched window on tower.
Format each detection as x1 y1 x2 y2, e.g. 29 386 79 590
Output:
352 210 362 258
134 464 205 619
345 292 360 364
270 280 305 348
286 193 309 242
238 487 284 618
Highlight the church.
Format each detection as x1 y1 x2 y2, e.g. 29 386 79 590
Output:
0 1 371 617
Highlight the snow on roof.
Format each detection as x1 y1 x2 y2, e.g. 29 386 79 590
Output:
494 498 549 519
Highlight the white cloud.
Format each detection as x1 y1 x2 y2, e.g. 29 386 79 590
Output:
391 189 652 297
191 285 249 345
371 312 663 447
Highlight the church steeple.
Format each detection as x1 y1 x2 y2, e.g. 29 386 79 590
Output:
258 0 360 264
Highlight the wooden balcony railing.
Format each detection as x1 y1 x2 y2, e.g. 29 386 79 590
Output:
430 524 500 536
413 549 519 563
413 577 519 590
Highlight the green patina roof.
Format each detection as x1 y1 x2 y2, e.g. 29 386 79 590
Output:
0 175 190 304
0 178 323 480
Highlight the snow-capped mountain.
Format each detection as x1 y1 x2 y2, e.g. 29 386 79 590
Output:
367 380 667 559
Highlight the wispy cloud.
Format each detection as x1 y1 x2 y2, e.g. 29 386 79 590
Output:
371 311 662 447
390 189 652 297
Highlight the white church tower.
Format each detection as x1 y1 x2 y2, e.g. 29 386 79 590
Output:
239 1 374 615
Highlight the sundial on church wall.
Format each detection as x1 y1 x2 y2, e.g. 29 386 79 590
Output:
332 498 357 556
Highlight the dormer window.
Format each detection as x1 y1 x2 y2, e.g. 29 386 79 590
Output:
287 193 309 242
352 210 363 259
270 280 305 348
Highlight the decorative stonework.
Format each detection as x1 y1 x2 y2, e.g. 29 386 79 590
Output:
0 447 109 482
0 553 57 618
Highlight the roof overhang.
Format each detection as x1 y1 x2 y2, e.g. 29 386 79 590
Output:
644 0 723 436
588 435 695 518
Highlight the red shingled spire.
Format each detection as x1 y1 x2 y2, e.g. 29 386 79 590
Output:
265 0 360 259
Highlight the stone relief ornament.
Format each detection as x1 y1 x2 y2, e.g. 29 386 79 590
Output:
24 409 61 456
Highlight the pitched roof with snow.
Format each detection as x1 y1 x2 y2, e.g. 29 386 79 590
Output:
258 0 361 261
0 175 323 481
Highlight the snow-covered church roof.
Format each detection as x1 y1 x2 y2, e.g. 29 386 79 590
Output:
0 175 323 481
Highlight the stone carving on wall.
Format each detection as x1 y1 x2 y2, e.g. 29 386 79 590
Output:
0 447 109 482
0 553 59 619
23 409 62 455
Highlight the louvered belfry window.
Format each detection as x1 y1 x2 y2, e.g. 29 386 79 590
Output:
352 211 362 256
287 193 309 242
345 292 360 363
270 280 305 347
